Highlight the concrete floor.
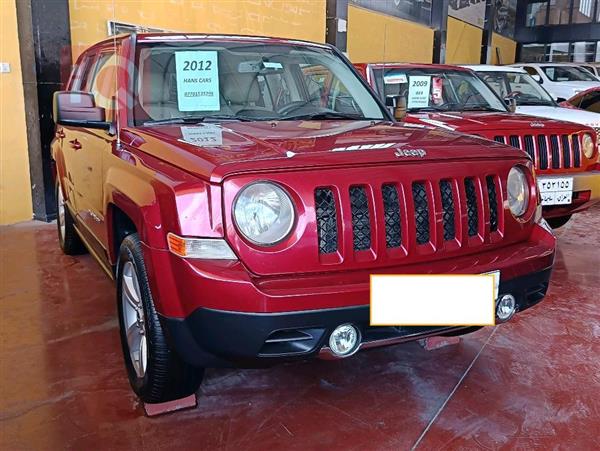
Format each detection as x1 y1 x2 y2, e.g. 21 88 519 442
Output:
1 207 599 450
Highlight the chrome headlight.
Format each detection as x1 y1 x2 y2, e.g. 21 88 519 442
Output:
507 166 530 217
582 133 594 159
233 182 295 245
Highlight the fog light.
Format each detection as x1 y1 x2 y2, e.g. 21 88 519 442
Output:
496 294 517 322
329 324 360 357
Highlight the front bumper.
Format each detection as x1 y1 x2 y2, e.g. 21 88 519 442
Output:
161 266 553 367
541 171 600 218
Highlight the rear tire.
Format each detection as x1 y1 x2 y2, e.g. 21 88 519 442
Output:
116 233 204 403
56 181 86 255
546 215 572 229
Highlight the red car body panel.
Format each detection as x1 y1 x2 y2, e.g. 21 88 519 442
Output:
51 34 555 365
355 63 600 219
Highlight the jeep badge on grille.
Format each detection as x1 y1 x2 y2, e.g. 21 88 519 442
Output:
395 148 427 158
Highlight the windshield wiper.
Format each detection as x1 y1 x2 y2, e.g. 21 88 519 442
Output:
461 106 505 112
143 114 251 126
518 101 555 106
279 111 367 121
407 106 449 112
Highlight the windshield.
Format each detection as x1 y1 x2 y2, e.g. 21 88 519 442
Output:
478 71 555 106
541 66 599 82
371 68 507 113
133 41 387 125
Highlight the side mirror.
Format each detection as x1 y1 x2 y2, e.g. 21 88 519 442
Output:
504 96 517 113
385 95 407 121
53 91 110 129
531 74 542 83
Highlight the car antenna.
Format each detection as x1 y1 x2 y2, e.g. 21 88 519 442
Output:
111 5 121 149
382 24 387 105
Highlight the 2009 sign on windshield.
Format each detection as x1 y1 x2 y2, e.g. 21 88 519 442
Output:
411 79 428 88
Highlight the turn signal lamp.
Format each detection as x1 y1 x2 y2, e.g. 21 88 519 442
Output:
167 233 237 260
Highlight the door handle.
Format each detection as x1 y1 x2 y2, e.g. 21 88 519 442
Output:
69 139 82 150
55 129 65 139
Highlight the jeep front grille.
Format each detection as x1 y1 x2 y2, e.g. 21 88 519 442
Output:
495 133 584 171
572 135 581 167
412 182 430 245
537 135 549 169
439 180 455 241
382 184 402 248
315 174 502 255
523 135 535 164
486 175 499 233
349 186 371 251
550 135 560 169
464 178 479 237
314 188 338 254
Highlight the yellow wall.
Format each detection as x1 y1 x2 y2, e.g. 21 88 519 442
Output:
0 0 33 225
491 33 517 65
347 5 433 63
69 0 326 60
446 17 482 64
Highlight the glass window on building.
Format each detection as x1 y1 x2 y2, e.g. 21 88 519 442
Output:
572 0 595 23
548 0 572 24
350 0 432 26
521 44 546 62
526 2 548 26
571 41 596 62
547 42 570 61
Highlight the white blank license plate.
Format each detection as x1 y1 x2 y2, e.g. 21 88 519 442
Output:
538 177 573 206
370 272 499 326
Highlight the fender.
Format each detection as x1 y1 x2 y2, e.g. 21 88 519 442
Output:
103 144 224 263
103 145 222 317
104 161 165 261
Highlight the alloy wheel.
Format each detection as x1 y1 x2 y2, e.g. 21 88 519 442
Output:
121 261 148 378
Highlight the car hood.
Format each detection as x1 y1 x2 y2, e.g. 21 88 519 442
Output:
516 105 600 127
403 111 579 133
120 120 526 182
554 81 600 92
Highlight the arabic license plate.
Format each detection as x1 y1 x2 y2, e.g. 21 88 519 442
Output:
537 177 573 206
483 270 500 301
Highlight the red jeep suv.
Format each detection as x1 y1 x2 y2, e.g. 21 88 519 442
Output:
52 34 555 404
355 63 600 229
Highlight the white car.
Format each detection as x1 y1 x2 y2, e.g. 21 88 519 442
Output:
464 65 600 134
579 63 600 78
509 63 600 102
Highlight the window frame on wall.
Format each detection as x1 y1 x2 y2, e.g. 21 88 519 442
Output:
348 0 433 27
107 20 170 36
519 41 600 61
523 0 600 26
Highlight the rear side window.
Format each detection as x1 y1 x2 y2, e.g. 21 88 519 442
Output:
523 66 538 77
71 54 96 91
580 92 600 112
566 92 584 107
87 50 119 121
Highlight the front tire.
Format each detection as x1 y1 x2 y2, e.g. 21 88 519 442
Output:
546 215 572 229
56 181 86 255
116 233 204 403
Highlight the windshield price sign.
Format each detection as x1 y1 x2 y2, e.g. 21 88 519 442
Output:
407 76 431 109
179 125 223 147
175 51 220 112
